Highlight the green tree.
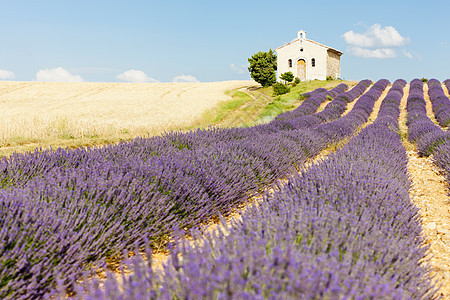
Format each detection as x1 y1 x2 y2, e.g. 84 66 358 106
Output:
248 49 277 87
280 71 294 84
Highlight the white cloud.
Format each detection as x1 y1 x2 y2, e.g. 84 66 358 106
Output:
342 24 410 59
0 69 15 80
343 24 409 48
36 67 84 82
230 63 248 74
403 50 413 59
348 47 396 59
116 69 158 83
173 74 199 83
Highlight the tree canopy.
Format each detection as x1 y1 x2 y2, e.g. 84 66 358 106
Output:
248 49 277 87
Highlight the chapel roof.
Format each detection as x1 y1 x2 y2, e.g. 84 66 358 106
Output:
275 38 343 56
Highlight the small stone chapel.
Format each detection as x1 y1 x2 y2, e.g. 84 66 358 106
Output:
275 30 343 81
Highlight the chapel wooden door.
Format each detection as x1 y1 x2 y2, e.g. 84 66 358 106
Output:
297 59 306 80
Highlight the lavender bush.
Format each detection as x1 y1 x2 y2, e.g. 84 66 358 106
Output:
301 86 327 98
0 83 370 298
314 79 389 142
428 78 450 127
406 78 450 188
433 142 450 185
276 83 348 122
443 79 450 100
275 80 371 130
404 78 450 215
74 79 436 299
326 83 349 98
406 79 450 156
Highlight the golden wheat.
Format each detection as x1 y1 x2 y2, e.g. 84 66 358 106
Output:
0 80 257 156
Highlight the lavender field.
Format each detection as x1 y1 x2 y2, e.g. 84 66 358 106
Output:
1 79 450 299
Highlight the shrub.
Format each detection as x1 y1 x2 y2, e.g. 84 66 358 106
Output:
273 83 290 96
421 77 428 82
280 71 294 84
294 77 300 85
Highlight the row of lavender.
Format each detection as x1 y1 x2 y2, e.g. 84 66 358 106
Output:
0 82 372 298
73 79 435 298
67 79 390 298
433 79 450 127
273 81 373 130
302 83 346 99
406 78 450 187
0 83 351 189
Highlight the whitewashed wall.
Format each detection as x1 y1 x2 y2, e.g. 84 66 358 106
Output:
276 39 328 81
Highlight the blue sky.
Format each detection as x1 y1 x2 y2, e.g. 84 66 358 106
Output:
1 0 449 83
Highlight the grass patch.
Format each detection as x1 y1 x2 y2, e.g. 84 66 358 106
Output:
258 97 295 120
213 91 253 123
189 90 253 129
191 79 356 128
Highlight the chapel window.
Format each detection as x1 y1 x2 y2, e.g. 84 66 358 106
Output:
312 58 316 67
288 59 292 68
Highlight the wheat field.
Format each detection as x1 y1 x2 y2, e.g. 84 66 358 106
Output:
0 80 257 156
